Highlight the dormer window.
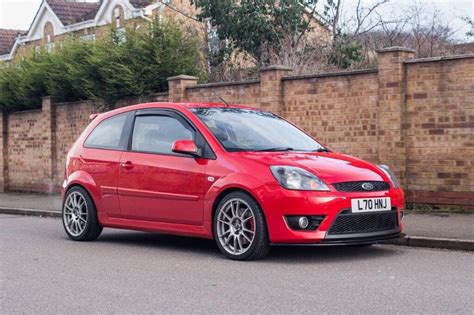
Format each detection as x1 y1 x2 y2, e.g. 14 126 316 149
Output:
43 22 55 52
43 22 54 43
113 5 124 28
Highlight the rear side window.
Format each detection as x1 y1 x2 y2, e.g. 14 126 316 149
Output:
132 115 193 154
84 113 128 150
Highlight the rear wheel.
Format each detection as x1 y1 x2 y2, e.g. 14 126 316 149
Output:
214 192 270 260
62 186 102 241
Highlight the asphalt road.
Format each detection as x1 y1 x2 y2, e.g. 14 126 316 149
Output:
1 214 473 314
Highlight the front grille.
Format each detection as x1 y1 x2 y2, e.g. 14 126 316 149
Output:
332 181 390 192
328 210 399 235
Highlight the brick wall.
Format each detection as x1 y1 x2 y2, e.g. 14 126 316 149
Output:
0 112 7 192
186 80 261 107
404 56 474 207
0 47 472 209
6 105 53 192
282 70 380 163
55 101 98 187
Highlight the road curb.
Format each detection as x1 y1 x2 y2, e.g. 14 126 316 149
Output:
0 207 61 218
383 235 474 251
1 207 473 251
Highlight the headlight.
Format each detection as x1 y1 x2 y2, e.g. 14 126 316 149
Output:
270 166 330 191
377 164 400 188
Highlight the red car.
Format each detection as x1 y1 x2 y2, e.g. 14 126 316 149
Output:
62 102 404 260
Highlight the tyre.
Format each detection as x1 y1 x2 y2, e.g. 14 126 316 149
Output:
62 186 102 241
214 191 270 260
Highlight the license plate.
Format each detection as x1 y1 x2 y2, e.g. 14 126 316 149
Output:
351 197 391 213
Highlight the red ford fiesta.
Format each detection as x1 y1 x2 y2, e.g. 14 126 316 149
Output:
62 102 404 260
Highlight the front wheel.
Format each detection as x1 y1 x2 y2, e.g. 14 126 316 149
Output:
62 186 102 241
214 192 270 260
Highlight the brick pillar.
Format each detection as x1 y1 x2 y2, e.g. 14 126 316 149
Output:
0 111 8 192
376 47 415 185
167 75 199 102
42 97 57 193
259 65 293 115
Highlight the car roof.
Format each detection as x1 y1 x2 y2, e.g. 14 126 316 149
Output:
99 102 262 119
181 102 258 110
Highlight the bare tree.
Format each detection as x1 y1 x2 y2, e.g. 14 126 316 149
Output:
352 0 390 35
261 32 337 75
346 0 458 58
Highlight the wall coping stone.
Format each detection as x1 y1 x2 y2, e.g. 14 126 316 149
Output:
404 53 474 64
55 100 99 107
281 68 378 81
376 46 416 53
167 75 199 81
260 65 293 72
9 108 42 115
186 79 260 90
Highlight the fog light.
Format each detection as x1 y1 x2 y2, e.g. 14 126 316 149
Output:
298 216 309 229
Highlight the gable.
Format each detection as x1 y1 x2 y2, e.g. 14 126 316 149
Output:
94 0 138 25
26 2 64 41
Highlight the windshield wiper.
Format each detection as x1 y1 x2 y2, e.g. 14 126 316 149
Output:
312 148 330 152
254 147 295 152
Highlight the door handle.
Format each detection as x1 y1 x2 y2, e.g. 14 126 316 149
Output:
121 161 134 170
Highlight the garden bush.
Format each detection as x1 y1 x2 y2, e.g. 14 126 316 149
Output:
0 19 205 112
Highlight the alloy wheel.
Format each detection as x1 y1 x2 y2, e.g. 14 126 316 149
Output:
216 198 256 255
63 191 88 237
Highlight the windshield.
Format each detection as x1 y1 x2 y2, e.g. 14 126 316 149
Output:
191 108 327 152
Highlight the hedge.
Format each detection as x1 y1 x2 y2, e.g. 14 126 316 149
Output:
0 19 206 112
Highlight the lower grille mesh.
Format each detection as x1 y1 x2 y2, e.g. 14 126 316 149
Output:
328 210 399 235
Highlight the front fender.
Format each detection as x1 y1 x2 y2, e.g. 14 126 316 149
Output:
203 172 269 226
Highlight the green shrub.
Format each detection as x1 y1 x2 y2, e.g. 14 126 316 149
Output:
0 19 205 112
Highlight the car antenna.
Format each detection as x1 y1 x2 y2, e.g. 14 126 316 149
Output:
217 96 230 107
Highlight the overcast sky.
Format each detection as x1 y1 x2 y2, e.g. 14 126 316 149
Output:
0 0 473 41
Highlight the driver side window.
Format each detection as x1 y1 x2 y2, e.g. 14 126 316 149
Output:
131 115 193 155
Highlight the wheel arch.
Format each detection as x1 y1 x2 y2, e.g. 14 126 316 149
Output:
63 184 99 213
210 186 268 238
63 170 103 214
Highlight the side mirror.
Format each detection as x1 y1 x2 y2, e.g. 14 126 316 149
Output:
172 140 201 157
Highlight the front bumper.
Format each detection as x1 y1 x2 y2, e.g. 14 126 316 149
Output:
319 228 402 245
258 184 405 244
273 230 403 246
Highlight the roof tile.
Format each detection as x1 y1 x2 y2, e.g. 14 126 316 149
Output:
46 0 100 26
0 29 24 55
129 0 155 8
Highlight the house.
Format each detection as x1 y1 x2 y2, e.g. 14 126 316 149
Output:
0 0 205 62
0 0 330 62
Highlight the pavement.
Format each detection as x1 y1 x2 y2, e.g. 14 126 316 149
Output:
0 192 473 251
1 214 473 314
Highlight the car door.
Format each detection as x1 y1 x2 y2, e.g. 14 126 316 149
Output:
81 111 134 218
117 110 209 225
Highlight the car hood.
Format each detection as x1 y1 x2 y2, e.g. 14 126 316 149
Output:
235 151 386 184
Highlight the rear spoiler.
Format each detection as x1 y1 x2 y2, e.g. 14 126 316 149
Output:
89 113 99 120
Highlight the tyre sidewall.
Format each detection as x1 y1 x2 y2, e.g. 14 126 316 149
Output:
213 192 269 260
62 186 101 241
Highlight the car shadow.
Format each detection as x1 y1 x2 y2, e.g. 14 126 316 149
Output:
95 230 403 263
96 230 220 256
266 244 401 264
